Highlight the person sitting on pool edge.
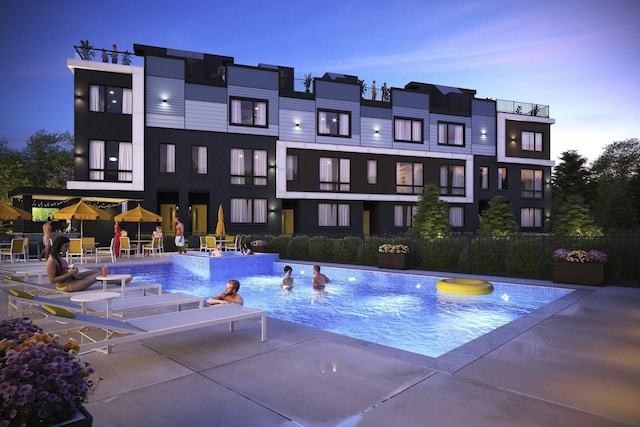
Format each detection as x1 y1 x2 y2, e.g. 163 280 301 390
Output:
281 265 294 292
311 265 330 291
46 236 100 292
206 279 244 306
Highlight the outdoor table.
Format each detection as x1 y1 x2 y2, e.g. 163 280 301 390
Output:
71 291 120 318
96 274 133 299
130 240 150 254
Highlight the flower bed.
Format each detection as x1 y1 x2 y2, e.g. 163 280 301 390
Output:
0 318 95 426
552 248 607 286
378 244 410 269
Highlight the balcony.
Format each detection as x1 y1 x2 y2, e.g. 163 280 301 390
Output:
497 99 549 118
73 45 140 66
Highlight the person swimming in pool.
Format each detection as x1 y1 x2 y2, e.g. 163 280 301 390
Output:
281 265 294 293
311 265 330 290
206 279 244 306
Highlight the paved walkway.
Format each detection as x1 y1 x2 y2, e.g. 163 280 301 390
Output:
1 256 638 426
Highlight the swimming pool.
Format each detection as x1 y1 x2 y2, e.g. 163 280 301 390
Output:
111 261 572 358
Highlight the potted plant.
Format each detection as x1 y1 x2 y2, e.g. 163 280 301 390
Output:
303 73 312 93
250 239 268 253
78 40 95 61
0 318 95 426
552 248 607 286
121 50 132 66
378 244 410 269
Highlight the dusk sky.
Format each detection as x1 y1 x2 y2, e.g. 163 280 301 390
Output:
1 0 638 164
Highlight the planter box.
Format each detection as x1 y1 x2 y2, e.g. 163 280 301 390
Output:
552 261 605 286
53 404 93 427
378 253 410 270
251 246 266 253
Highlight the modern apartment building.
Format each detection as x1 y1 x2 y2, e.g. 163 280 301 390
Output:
64 43 555 237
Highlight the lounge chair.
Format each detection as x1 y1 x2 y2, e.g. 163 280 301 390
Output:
5 288 204 318
0 238 27 263
36 301 267 354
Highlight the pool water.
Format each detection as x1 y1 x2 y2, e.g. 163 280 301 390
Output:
111 262 572 358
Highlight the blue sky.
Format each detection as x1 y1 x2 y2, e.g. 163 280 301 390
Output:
1 0 638 163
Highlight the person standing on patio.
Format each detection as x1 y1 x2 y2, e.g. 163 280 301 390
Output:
175 217 185 254
39 217 52 261
113 221 121 257
206 279 244 306
46 236 99 292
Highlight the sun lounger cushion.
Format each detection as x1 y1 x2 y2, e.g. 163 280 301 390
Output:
5 274 24 282
9 288 33 299
41 304 76 319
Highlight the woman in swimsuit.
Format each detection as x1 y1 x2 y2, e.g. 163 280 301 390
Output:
46 236 100 292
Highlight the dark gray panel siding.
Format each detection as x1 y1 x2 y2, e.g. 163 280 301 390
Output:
146 56 184 79
226 66 278 90
315 80 359 102
185 84 227 102
392 90 429 109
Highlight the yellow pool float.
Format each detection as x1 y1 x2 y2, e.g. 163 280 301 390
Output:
436 278 494 295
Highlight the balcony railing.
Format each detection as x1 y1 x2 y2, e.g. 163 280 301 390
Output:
73 45 140 66
497 99 549 118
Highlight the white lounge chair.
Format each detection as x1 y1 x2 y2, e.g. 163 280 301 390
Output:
36 301 266 354
6 288 203 318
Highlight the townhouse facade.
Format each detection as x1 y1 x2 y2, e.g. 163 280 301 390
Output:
65 43 555 237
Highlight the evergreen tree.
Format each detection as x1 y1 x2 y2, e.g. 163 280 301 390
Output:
553 195 602 236
477 195 518 237
408 183 451 238
551 150 594 230
21 130 74 188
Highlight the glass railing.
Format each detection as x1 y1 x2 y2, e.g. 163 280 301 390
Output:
497 99 549 118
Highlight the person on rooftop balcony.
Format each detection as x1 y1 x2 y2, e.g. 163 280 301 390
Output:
111 44 118 64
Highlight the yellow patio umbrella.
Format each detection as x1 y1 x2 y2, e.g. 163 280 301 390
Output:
50 200 112 237
114 205 163 240
0 201 32 221
215 204 226 236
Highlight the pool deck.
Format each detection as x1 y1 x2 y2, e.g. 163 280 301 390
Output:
1 254 639 426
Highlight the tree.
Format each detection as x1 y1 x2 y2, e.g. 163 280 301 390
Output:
0 138 29 203
553 195 602 236
21 130 74 188
408 183 451 238
551 150 595 232
477 195 518 237
590 138 640 233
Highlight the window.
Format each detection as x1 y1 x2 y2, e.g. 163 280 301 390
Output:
230 97 267 127
439 165 465 196
286 155 298 181
396 162 423 194
318 203 350 227
192 146 207 175
367 160 377 185
479 166 488 189
437 122 464 146
498 167 508 190
231 149 267 185
394 117 423 143
449 206 464 227
230 198 267 223
160 144 175 173
89 85 132 114
521 169 543 198
522 131 543 152
89 140 132 182
319 157 350 191
394 205 416 227
318 109 350 137
521 208 543 227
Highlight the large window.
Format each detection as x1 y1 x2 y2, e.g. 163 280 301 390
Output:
439 165 465 196
498 167 508 190
449 206 464 227
89 140 133 182
230 97 267 127
479 166 489 189
394 205 416 227
159 143 175 174
192 146 207 175
367 160 377 185
89 85 132 114
521 208 543 228
318 109 350 137
437 122 464 146
286 155 298 181
396 162 423 194
522 131 543 152
319 157 350 191
230 198 267 223
394 117 423 143
231 149 267 185
318 203 350 227
521 169 543 198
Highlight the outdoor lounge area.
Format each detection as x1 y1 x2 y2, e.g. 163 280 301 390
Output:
1 254 638 426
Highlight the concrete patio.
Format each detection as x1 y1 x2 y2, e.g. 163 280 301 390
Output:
1 255 638 426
